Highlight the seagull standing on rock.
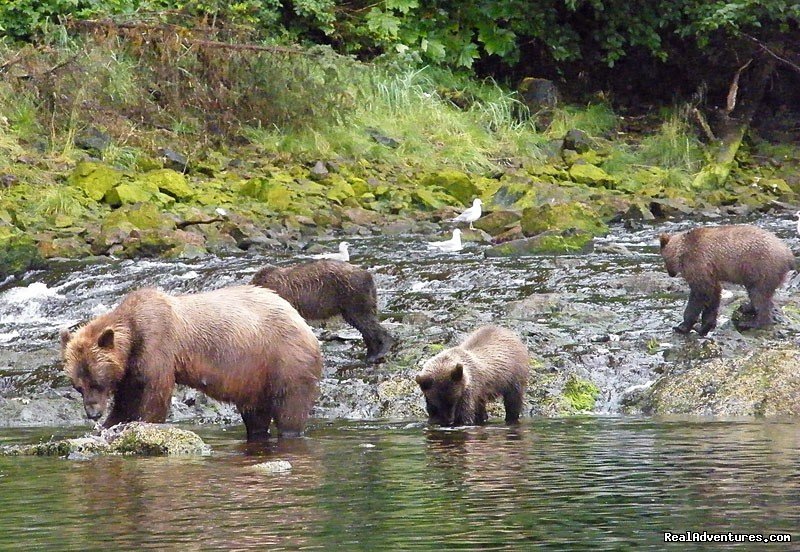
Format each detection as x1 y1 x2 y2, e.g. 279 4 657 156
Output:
312 241 350 262
427 229 463 252
451 198 483 230
795 211 800 236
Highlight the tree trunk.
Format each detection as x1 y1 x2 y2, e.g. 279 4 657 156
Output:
692 55 776 188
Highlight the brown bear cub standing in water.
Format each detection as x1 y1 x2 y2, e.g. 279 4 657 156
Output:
252 260 395 364
660 225 794 336
415 326 529 426
60 286 322 442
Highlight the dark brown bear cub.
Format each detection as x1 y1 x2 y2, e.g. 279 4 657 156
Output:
252 260 395 364
415 326 529 426
659 225 794 335
60 285 322 442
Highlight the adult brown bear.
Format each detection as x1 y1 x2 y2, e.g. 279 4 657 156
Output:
659 225 795 335
415 326 529 426
251 260 395 363
60 285 322 441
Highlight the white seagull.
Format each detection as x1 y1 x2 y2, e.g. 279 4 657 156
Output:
427 229 462 252
795 211 800 236
312 241 350 262
451 198 483 230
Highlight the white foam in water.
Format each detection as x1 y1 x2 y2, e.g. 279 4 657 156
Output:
0 330 20 343
179 271 200 280
0 282 65 325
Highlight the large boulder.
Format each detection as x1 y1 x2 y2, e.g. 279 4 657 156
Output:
520 202 607 237
634 347 800 416
421 170 479 206
0 225 43 279
67 162 123 201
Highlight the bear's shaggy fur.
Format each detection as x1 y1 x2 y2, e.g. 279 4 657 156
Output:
660 225 795 335
415 326 529 426
251 260 395 363
60 285 322 441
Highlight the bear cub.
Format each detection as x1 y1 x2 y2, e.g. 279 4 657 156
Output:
660 224 794 335
61 285 322 442
415 326 529 427
252 260 395 364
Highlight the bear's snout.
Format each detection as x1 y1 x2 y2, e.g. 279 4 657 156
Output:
84 403 104 420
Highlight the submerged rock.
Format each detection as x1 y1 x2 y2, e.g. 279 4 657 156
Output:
0 422 211 457
251 460 292 474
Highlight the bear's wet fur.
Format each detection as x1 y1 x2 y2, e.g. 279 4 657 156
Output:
659 224 795 335
251 260 395 364
60 285 322 442
415 326 529 426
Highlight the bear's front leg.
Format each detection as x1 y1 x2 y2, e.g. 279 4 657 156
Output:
675 288 706 334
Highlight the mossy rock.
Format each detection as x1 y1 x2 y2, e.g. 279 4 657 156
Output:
36 236 91 259
520 202 607 237
140 169 194 200
325 175 356 204
559 375 601 413
0 225 44 279
0 423 211 457
483 229 594 257
568 163 616 187
641 347 800 416
473 209 521 235
102 203 176 233
421 170 478 205
67 161 124 202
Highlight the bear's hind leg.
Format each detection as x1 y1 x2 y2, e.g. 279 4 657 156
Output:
698 283 722 336
503 389 524 424
739 287 776 329
342 307 394 364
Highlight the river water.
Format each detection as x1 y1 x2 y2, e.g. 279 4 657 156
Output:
1 214 799 547
0 418 797 550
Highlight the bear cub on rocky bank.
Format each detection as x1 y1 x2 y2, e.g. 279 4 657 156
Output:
659 224 794 335
252 260 395 364
60 285 322 442
415 326 529 427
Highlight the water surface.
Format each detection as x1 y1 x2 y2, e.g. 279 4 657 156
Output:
0 418 797 550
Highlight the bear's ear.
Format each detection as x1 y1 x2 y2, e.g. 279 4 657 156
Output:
659 234 671 249
451 363 464 382
97 328 115 349
59 329 72 349
415 374 433 391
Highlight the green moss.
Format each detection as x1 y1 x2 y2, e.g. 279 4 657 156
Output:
0 225 44 278
561 375 600 412
520 202 607 237
67 161 125 201
140 169 194 200
568 163 616 187
421 170 478 205
104 182 158 206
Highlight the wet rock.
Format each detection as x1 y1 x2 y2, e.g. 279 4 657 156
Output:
562 129 593 154
342 207 381 226
74 127 111 155
506 293 565 320
640 347 800 416
67 161 124 201
37 236 91 259
0 422 211 456
484 229 594 257
492 224 524 243
251 460 292 474
473 209 521 235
